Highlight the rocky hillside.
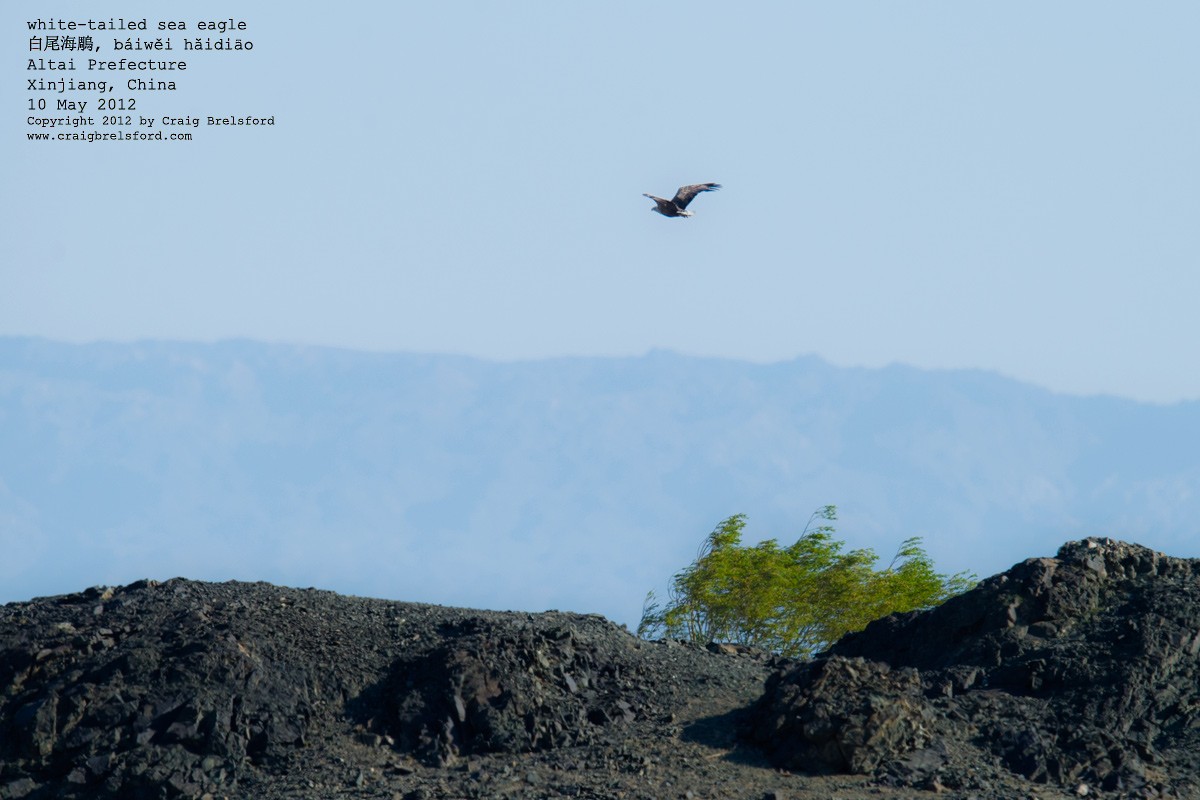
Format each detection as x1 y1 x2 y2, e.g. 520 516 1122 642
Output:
752 538 1200 797
0 579 786 800
4 539 1200 799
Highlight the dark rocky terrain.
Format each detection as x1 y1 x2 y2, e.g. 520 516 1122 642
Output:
4 538 1200 799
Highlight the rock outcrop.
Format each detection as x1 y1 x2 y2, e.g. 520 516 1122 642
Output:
750 656 933 775
0 579 772 799
749 538 1200 796
377 615 681 764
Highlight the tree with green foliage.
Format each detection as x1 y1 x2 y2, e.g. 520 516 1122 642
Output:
637 507 974 659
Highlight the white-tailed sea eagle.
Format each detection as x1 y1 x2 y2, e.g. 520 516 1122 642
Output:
643 183 721 218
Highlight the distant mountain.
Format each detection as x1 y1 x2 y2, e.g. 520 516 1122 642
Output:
2 337 1197 625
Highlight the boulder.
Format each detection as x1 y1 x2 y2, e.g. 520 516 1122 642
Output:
750 656 932 774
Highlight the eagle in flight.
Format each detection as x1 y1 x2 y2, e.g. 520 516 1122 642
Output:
643 183 721 218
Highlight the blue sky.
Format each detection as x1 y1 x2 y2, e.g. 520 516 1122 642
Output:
5 1 1199 404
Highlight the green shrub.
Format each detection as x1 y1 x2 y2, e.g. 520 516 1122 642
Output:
638 507 974 659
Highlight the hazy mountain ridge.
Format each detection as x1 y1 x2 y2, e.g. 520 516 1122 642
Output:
2 337 1197 624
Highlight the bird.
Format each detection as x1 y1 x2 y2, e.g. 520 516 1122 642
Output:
643 183 721 218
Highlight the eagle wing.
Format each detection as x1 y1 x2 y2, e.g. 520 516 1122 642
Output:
671 183 721 210
643 193 674 213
